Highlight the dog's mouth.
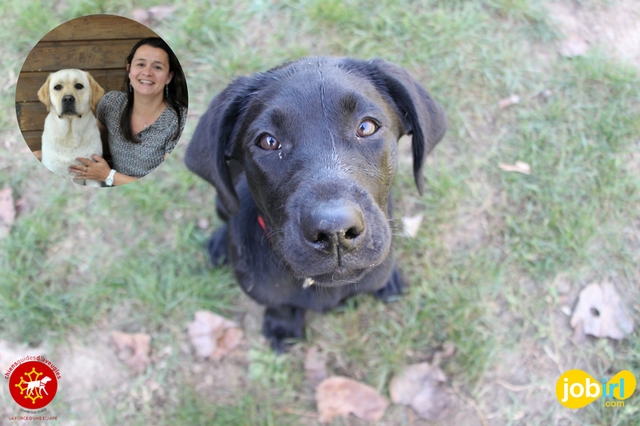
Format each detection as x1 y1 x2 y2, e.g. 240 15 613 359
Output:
276 222 390 288
300 267 370 288
60 104 78 118
59 111 81 118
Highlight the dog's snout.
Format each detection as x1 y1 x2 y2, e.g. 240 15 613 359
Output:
61 95 75 104
301 201 365 253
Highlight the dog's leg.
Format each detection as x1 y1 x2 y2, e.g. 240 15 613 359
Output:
262 305 305 353
207 225 229 265
373 265 404 302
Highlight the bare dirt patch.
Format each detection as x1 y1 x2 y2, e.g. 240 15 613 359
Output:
56 338 129 418
548 0 640 69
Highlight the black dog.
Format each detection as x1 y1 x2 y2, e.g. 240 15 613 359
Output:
186 57 446 352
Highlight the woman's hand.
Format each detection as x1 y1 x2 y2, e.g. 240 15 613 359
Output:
69 154 111 182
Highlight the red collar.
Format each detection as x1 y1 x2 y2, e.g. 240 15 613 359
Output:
257 214 269 236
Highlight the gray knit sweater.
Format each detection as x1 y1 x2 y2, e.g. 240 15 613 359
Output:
97 91 186 178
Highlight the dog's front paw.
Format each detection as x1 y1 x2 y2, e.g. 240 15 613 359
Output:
262 305 305 353
207 225 229 265
373 266 404 302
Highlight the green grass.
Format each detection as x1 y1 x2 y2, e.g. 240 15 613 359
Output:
0 0 639 424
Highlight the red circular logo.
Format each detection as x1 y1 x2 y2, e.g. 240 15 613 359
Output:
8 361 58 409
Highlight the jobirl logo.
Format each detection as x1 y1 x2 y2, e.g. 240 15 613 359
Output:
556 369 636 409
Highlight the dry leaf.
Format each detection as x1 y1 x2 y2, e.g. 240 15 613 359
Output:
316 376 389 423
132 8 153 25
560 35 589 57
499 95 520 109
570 282 634 340
390 362 450 421
197 218 209 230
215 327 243 360
132 5 177 25
439 342 456 360
402 214 423 239
0 186 16 239
187 310 243 361
498 161 531 175
148 5 177 19
304 346 327 388
112 331 151 373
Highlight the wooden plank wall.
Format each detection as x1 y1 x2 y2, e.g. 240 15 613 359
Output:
16 15 157 151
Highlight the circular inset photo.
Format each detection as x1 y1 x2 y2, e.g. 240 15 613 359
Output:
15 14 189 187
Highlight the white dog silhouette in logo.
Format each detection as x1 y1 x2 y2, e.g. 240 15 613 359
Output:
26 376 52 396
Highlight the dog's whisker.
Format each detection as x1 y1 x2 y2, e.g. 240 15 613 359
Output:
388 217 404 229
314 284 327 305
391 231 409 239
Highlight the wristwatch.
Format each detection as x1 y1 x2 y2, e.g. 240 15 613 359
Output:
105 169 116 187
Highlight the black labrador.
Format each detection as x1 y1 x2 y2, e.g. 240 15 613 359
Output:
186 57 446 352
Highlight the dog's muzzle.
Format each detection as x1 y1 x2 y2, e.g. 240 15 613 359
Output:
300 200 366 258
60 94 78 116
280 194 391 286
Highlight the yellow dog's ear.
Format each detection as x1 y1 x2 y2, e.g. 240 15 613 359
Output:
86 72 105 114
37 74 52 112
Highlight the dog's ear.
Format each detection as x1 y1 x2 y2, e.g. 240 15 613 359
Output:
86 72 105 114
347 59 446 195
37 74 52 112
185 75 258 216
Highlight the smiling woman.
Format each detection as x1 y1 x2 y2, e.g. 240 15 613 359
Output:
70 37 189 186
15 15 189 187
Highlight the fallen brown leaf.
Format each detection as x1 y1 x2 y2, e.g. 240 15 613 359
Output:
196 218 209 230
570 282 634 340
438 342 456 360
187 310 243 361
498 94 520 109
498 161 531 175
132 5 177 26
560 34 589 57
316 376 388 423
215 327 243 360
390 362 450 421
112 331 151 373
304 346 327 388
0 186 16 239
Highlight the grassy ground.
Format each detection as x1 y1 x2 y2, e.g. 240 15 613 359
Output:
0 0 639 424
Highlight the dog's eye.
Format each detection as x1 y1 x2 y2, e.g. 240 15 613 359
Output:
75 83 84 90
357 119 379 137
53 84 63 91
258 134 281 151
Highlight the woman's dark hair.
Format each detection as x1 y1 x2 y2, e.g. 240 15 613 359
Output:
120 37 188 143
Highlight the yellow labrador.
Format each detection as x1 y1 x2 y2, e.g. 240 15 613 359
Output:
38 69 104 187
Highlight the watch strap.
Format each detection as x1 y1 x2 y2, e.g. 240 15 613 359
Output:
106 169 116 186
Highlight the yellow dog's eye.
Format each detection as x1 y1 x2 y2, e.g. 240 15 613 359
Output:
75 83 84 90
53 84 63 91
357 119 379 137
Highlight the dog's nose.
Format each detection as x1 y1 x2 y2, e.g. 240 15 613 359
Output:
62 95 75 104
301 201 365 253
